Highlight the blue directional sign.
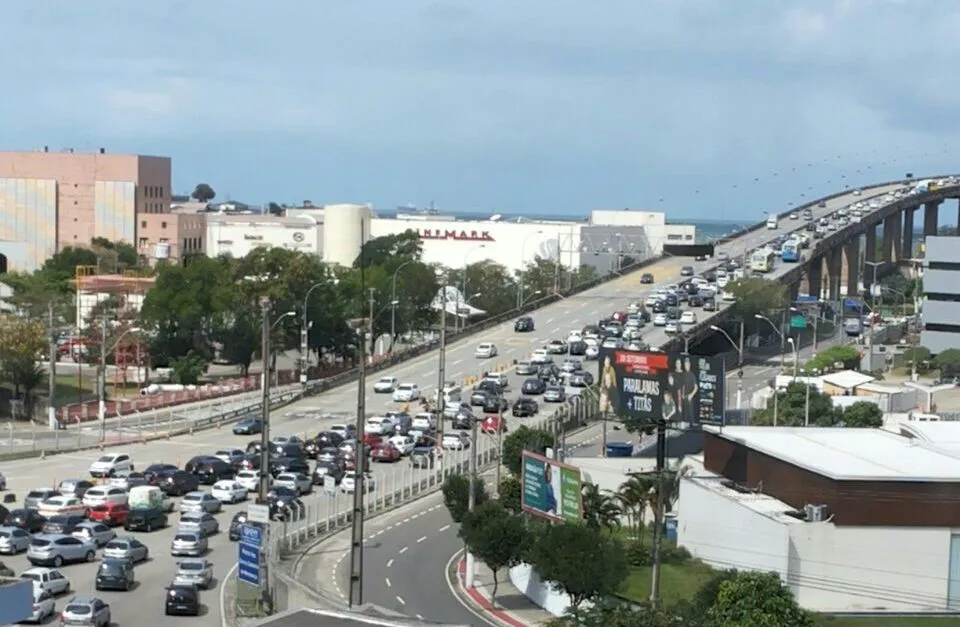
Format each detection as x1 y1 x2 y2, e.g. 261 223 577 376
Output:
238 524 263 549
238 542 261 585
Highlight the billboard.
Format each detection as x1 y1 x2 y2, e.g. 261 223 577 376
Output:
663 243 715 258
599 348 725 426
521 451 583 523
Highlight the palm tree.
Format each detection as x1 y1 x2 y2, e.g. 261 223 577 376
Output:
581 482 621 531
617 473 654 545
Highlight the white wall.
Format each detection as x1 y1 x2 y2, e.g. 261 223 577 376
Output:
509 563 588 617
206 217 320 259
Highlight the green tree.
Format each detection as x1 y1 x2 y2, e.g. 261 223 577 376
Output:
452 260 518 316
580 482 621 531
725 277 789 318
501 425 553 476
355 231 423 269
441 474 489 523
935 349 960 377
803 344 861 374
618 473 654 544
841 401 883 428
0 315 48 414
90 237 140 270
40 246 100 281
170 352 208 385
267 202 283 216
549 600 682 627
526 522 629 609
673 569 740 624
752 382 840 427
458 502 527 601
191 183 216 202
704 571 813 627
902 345 931 373
498 476 522 513
0 272 74 321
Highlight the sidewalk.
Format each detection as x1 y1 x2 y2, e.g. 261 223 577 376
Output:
452 554 553 627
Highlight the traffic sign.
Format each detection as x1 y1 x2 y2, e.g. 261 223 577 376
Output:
790 315 808 329
238 524 263 549
323 474 337 496
237 542 261 586
248 503 270 525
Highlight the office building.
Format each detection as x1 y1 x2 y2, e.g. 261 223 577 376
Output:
920 236 960 352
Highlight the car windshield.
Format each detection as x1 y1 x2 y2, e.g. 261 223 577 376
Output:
26 491 48 498
20 572 40 581
100 562 124 574
65 605 92 614
183 494 201 501
180 562 204 571
97 456 115 462
105 541 127 550
175 534 198 542
30 539 50 547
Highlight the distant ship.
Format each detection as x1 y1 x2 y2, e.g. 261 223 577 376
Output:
396 202 440 216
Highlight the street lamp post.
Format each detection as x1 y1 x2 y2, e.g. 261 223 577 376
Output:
520 290 543 309
517 231 544 309
390 261 414 348
300 281 327 384
435 269 448 466
710 325 743 409
459 245 487 333
787 337 799 379
754 313 787 427
258 304 297 502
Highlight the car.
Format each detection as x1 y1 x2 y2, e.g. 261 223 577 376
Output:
142 463 178 485
123 507 168 532
512 397 539 417
653 313 667 326
25 586 56 623
680 266 694 276
195 459 235 485
228 511 253 540
235 470 261 492
27 534 97 567
41 514 87 536
95 557 135 592
329 423 357 440
514 316 535 332
6 509 46 533
102 536 149 563
0 525 30 553
387 435 416 455
159 470 200 496
214 448 246 464
273 472 312 494
180 492 223 514
474 342 498 358
371 444 402 463
530 349 552 365
515 360 537 375
173 558 214 589
20 567 71 596
680 311 697 324
72 521 116 547
82 486 129 509
60 596 112 627
165 583 201 616
560 359 582 373
521 378 546 395
545 339 567 354
340 472 375 494
313 460 347 486
373 376 398 393
410 413 435 433
37 496 86 518
392 383 420 403
108 470 149 491
364 417 395 436
170 531 208 557
57 478 95 498
442 432 470 450
88 453 134 478
665 321 680 334
543 387 566 403
481 415 508 434
232 417 263 435
177 511 219 537
640 273 654 284
211 480 248 504
24 489 59 510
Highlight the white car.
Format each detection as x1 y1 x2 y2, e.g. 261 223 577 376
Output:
442 433 470 450
25 586 56 623
530 349 551 364
37 496 86 518
274 472 312 495
392 383 420 403
88 453 134 478
341 472 375 494
210 480 248 504
680 311 697 325
665 321 680 334
0 525 31 553
364 417 394 435
644 295 659 307
411 413 435 432
653 314 667 326
19 567 71 596
235 470 261 492
475 342 498 359
373 376 398 393
387 435 416 456
81 486 128 509
179 492 222 514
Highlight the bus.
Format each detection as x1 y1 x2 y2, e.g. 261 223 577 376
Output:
781 240 801 263
749 248 777 273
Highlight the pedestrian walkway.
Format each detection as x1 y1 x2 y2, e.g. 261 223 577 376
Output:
454 554 553 627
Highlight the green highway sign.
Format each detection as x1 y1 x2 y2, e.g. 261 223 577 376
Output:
790 315 808 329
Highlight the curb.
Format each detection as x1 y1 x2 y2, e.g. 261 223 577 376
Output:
456 556 529 627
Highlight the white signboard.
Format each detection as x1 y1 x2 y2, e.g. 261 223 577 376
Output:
248 503 271 524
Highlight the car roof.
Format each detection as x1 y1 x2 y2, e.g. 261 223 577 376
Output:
22 567 53 574
66 595 100 605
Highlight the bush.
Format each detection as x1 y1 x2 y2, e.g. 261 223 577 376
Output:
626 542 652 566
625 542 690 567
660 544 691 565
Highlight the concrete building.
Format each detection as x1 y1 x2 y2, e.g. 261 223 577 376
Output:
920 236 960 353
205 214 321 259
678 425 960 612
0 149 172 271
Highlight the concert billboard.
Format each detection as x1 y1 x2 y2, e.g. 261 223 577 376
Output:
599 348 725 426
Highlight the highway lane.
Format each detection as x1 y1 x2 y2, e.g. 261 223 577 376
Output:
0 184 890 624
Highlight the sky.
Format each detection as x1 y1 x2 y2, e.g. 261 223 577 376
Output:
0 0 958 221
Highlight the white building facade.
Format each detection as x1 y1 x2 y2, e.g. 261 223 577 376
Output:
205 214 322 259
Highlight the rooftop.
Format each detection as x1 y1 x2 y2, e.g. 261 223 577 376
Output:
688 474 802 524
821 370 874 389
890 421 960 456
705 425 960 482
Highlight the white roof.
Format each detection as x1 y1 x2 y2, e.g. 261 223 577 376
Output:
687 475 802 524
705 425 960 482
892 421 960 455
820 370 874 389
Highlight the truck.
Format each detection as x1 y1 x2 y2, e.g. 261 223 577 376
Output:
766 214 778 230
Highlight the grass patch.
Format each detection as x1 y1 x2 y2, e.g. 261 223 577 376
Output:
620 560 716 608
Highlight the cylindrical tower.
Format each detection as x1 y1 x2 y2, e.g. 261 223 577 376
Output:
323 204 372 266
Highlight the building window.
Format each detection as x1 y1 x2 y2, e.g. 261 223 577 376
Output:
926 322 960 333
140 220 147 228
926 293 960 302
928 262 960 271
161 221 167 229
138 237 148 248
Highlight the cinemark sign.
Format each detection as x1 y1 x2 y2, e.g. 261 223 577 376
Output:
417 229 495 242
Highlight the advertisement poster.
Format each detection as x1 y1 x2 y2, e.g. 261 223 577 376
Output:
686 353 725 426
521 451 583 523
598 348 670 422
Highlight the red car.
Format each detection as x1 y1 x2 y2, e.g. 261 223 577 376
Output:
371 445 402 463
481 415 508 434
363 433 383 448
88 502 130 526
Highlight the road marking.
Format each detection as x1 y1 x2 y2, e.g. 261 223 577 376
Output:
545 318 555 324
385 577 392 587
396 595 406 605
439 524 450 532
398 546 408 554
417 535 427 543
416 614 424 620
386 559 394 568
451 359 462 366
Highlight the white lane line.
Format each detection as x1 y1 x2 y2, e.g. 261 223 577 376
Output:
386 559 394 568
396 595 406 605
545 318 555 324
451 359 463 366
398 546 408 554
385 577 392 588
439 524 450 532
416 535 427 543
416 614 424 620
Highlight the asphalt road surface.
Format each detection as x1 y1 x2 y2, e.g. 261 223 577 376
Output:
0 184 892 625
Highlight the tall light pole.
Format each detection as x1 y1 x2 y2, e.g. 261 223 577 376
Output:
517 230 544 309
710 325 743 409
300 281 326 384
258 303 296 502
349 222 370 608
390 261 413 349
754 313 787 426
48 302 58 430
787 337 799 378
459 245 487 333
435 269 448 471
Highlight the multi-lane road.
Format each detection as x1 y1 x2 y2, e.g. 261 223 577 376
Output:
0 183 898 625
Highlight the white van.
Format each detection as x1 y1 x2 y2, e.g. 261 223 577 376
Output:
766 214 778 230
435 385 462 405
128 485 173 512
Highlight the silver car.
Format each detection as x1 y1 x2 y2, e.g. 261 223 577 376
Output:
72 522 116 547
27 534 97 567
24 489 59 510
177 511 219 536
60 596 112 627
179 491 222 514
0 525 31 554
103 536 149 563
172 558 214 589
170 531 207 557
273 472 312 495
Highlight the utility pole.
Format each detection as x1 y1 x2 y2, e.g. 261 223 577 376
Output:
494 406 504 490
258 298 271 502
368 288 376 359
98 315 108 441
464 415 480 586
436 273 448 470
47 302 57 430
349 231 370 608
649 417 667 607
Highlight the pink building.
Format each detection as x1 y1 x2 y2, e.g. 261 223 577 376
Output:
0 148 198 271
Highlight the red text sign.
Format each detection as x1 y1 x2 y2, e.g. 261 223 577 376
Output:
417 229 494 242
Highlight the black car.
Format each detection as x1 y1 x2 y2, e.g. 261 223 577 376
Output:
514 316 535 332
651 300 666 313
306 432 344 456
688 294 702 307
269 456 310 477
705 271 717 282
702 298 716 311
42 514 87 535
246 441 263 454
521 378 546 395
567 340 587 356
95 558 135 591
273 442 305 459
537 365 560 382
124 507 168 532
160 471 200 496
470 390 490 407
475 380 500 396
665 294 678 307
680 266 694 276
143 463 179 485
482 395 509 414
666 306 680 320
640 273 654 284
266 487 300 513
184 456 220 474
451 413 473 430
228 511 251 541
232 418 263 435
165 584 201 616
6 508 45 533
315 447 342 464
234 453 262 471
313 460 346 486
196 460 235 485
512 398 539 417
